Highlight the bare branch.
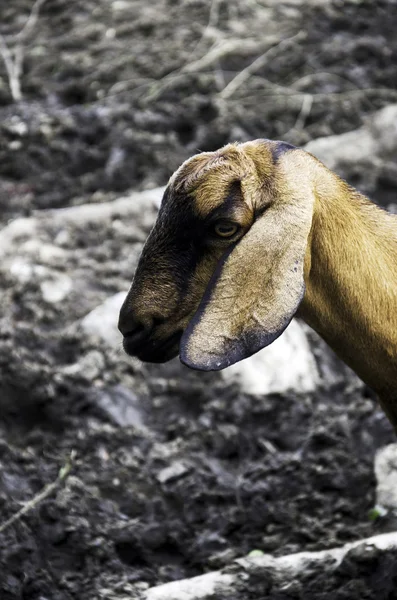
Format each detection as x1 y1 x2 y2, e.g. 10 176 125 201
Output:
0 34 22 101
15 0 48 42
294 93 313 130
0 34 16 83
218 30 306 100
229 87 397 104
141 35 284 103
187 0 222 58
145 532 397 600
13 44 25 96
0 451 75 535
289 71 362 91
0 0 47 102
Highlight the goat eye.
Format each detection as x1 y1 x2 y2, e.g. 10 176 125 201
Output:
213 221 239 238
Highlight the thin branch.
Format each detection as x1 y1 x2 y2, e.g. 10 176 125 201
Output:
294 93 313 130
221 87 397 104
0 0 47 102
289 71 364 91
0 451 76 535
0 34 16 84
218 30 306 100
13 44 24 96
187 0 222 59
15 0 48 42
208 0 222 30
0 34 22 101
141 35 285 103
145 532 397 599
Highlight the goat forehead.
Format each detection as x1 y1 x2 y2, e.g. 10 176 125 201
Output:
160 179 242 224
194 179 243 217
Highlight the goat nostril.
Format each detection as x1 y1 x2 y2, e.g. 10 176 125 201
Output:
152 316 165 327
123 322 147 338
119 312 159 339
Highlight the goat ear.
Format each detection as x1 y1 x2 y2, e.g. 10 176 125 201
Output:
180 169 315 371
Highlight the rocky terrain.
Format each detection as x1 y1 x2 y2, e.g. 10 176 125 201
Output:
1 1 397 599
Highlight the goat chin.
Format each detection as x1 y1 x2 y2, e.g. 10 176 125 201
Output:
119 139 397 431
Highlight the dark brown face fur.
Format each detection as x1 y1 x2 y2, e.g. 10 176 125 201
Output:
118 178 254 363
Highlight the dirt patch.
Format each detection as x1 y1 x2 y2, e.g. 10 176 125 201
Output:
0 357 395 597
0 0 397 599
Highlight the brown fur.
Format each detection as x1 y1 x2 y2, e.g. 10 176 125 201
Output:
119 140 397 429
297 157 397 425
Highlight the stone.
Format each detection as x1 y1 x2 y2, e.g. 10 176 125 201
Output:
305 103 397 176
221 318 319 396
40 272 73 304
156 461 190 484
374 443 397 510
305 126 377 172
80 291 128 347
94 384 146 428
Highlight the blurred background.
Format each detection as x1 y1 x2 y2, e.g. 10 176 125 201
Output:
0 0 397 598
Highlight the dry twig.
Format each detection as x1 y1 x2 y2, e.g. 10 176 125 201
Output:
294 93 313 130
0 450 76 535
140 35 285 103
0 0 47 102
231 87 397 104
188 0 222 57
218 30 306 100
107 0 224 100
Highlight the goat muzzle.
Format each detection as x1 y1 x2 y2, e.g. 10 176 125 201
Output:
119 313 182 362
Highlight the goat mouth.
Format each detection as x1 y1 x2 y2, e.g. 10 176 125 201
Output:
123 330 182 363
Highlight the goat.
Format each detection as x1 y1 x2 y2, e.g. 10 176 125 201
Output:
118 140 397 429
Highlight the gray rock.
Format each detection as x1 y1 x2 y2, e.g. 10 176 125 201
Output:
375 443 397 510
80 291 128 348
305 125 377 172
63 350 106 382
156 461 191 484
40 271 73 304
94 384 146 428
221 318 319 396
305 103 397 204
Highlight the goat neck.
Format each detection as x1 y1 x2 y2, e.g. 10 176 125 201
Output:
298 162 397 425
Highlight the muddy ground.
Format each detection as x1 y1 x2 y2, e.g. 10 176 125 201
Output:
1 0 397 598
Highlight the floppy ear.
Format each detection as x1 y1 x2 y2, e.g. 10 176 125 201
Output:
180 159 315 371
